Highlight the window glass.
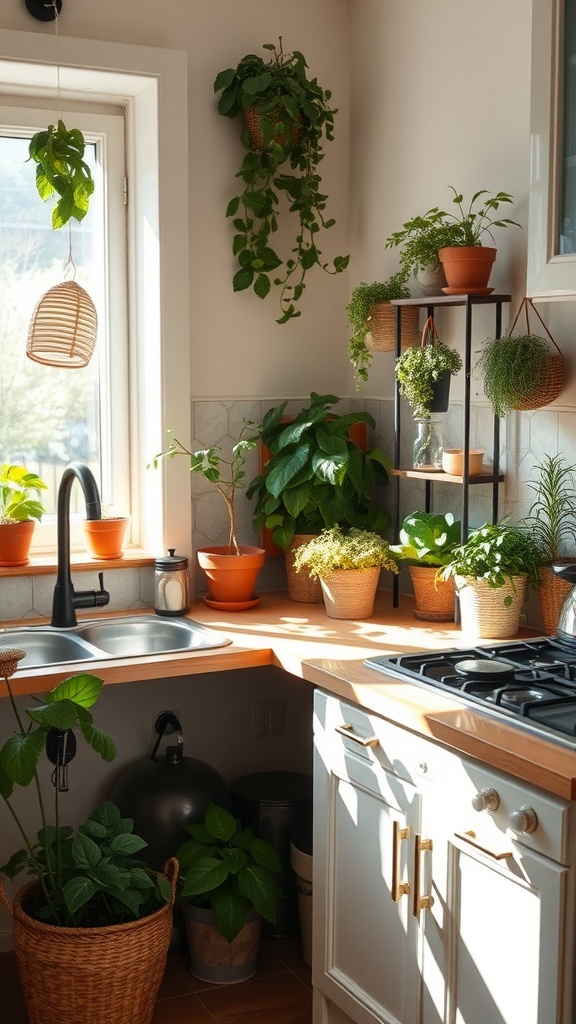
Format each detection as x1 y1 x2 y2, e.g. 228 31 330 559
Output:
561 0 576 253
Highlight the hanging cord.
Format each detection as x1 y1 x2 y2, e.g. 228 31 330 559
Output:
50 0 63 122
508 297 562 353
62 226 77 280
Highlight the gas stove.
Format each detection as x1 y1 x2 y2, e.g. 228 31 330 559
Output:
365 637 576 749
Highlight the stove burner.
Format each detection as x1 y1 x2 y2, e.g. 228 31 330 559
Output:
455 658 516 681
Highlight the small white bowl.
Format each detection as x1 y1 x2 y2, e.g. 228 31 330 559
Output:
442 449 484 476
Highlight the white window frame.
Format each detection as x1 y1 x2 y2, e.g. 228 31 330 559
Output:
528 0 576 298
0 29 191 560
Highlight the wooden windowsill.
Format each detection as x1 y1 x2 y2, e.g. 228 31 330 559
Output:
0 548 155 578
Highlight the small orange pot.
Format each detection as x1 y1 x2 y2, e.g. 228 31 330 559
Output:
83 517 129 560
197 546 265 608
0 520 35 566
439 246 496 293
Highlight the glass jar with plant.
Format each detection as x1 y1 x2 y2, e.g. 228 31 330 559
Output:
346 272 418 389
0 652 176 1024
213 38 349 324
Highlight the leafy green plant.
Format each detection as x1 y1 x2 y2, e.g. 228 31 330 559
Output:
385 218 463 277
475 333 552 418
0 655 171 927
150 421 258 555
346 272 410 389
0 464 48 524
519 454 576 564
247 392 391 550
214 39 349 323
441 520 542 597
391 511 462 567
176 803 282 943
28 120 94 229
293 525 398 579
395 335 462 419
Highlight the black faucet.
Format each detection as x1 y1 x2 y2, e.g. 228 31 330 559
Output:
51 462 110 628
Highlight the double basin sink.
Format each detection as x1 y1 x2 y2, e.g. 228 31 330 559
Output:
0 615 232 671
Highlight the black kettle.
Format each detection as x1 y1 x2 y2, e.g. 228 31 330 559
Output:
111 712 230 871
552 563 576 641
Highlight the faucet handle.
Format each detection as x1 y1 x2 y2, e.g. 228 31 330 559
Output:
73 573 110 611
94 572 110 609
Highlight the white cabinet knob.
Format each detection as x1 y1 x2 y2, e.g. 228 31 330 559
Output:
471 787 500 812
509 806 538 834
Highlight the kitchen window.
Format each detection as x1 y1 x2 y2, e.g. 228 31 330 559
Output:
528 0 576 297
0 31 191 561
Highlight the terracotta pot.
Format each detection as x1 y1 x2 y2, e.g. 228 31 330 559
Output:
182 904 262 984
408 565 455 622
455 574 526 639
0 520 35 566
83 517 129 560
320 567 381 619
285 535 323 603
438 246 496 293
197 545 265 607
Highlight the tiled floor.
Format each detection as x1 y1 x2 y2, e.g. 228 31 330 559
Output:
1 936 312 1024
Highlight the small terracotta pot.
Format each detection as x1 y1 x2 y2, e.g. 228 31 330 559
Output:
197 545 265 607
439 246 496 293
0 520 35 566
83 517 129 560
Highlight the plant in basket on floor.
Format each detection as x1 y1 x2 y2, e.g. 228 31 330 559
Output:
176 802 282 984
391 511 461 621
150 422 264 609
0 651 177 1024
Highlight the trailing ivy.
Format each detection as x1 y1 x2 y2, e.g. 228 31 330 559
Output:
28 120 94 229
214 40 349 323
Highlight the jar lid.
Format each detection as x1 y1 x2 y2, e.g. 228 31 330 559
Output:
155 548 188 570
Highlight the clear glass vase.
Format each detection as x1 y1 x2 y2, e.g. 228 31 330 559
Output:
413 415 444 469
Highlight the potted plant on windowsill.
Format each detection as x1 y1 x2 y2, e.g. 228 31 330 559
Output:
83 503 130 560
213 38 349 324
346 272 419 389
0 652 177 1024
293 525 398 619
440 519 542 638
246 393 392 602
150 422 264 609
176 802 282 984
0 463 48 566
391 511 461 621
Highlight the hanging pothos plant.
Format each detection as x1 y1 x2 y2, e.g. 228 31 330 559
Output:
214 39 349 323
28 120 94 229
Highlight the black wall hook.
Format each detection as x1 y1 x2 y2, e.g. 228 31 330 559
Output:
25 0 62 21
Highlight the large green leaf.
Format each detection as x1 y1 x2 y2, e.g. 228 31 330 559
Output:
63 875 97 914
311 449 347 485
265 445 310 498
180 855 230 898
211 887 250 944
46 673 104 709
0 730 46 786
237 864 279 923
26 700 80 730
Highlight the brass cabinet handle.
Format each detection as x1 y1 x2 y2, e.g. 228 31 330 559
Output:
334 722 379 748
413 834 434 917
392 820 411 902
455 830 513 861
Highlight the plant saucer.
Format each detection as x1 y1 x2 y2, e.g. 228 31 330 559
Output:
203 597 260 611
442 286 494 295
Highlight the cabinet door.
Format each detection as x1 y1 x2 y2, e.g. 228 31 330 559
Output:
421 831 569 1024
314 716 422 1024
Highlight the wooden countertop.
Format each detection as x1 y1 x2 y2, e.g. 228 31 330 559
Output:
2 591 576 800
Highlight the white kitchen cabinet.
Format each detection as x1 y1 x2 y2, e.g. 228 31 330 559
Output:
313 689 576 1024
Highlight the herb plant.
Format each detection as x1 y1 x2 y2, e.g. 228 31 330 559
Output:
150 421 258 555
441 520 542 596
346 272 410 388
0 655 171 927
385 218 463 278
293 525 398 579
28 121 94 229
475 332 552 418
177 803 282 943
520 454 576 564
391 511 462 567
214 39 349 323
395 339 462 418
0 464 48 524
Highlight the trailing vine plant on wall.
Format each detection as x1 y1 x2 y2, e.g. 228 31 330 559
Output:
214 39 349 323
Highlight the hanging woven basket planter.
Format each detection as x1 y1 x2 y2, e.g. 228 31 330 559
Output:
27 280 98 368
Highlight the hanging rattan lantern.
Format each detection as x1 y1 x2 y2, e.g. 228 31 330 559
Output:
27 280 98 368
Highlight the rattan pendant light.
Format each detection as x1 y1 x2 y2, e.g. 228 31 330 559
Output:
25 0 98 369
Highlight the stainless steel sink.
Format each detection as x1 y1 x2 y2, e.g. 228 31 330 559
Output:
0 615 231 669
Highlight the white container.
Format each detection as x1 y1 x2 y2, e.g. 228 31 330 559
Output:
290 841 313 967
442 448 484 476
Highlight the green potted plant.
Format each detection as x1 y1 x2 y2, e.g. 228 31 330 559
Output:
150 422 264 608
391 511 461 621
293 525 398 619
28 120 94 229
246 392 392 601
519 454 576 632
0 463 48 567
0 651 176 1024
475 331 564 418
385 217 463 294
213 38 349 323
346 272 419 389
176 802 282 984
441 519 542 638
395 318 462 419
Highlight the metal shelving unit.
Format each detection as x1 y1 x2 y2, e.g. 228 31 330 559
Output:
390 292 510 607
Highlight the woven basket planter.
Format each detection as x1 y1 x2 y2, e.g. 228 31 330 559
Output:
538 563 575 635
243 107 300 150
2 858 178 1024
366 303 419 352
455 574 527 639
319 567 381 619
409 565 455 622
286 535 323 603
